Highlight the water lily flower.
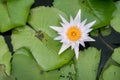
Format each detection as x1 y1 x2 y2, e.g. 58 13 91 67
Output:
50 10 96 59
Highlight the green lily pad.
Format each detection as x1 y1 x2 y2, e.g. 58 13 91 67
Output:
75 47 101 80
53 0 80 17
11 47 60 80
111 1 120 33
59 62 76 80
11 25 74 71
0 0 34 32
0 64 14 80
0 35 11 75
112 47 120 65
28 6 68 38
11 47 76 80
100 47 120 71
99 47 120 80
99 58 120 80
54 0 115 29
102 65 120 80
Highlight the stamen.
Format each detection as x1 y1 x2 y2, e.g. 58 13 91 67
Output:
67 26 81 41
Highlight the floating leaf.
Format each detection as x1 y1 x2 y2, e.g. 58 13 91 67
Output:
0 64 14 80
0 35 11 75
99 47 120 80
111 1 120 33
54 0 115 29
75 47 101 80
12 47 76 80
53 0 80 17
59 62 76 80
0 0 34 32
100 47 120 70
112 47 120 64
101 65 120 80
11 47 60 80
11 25 74 71
28 6 68 38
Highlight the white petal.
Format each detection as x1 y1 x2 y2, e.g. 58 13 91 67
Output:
54 36 62 40
71 43 76 49
86 29 93 33
60 23 70 29
80 41 85 47
83 28 93 33
60 23 65 27
74 9 81 23
70 16 74 24
59 15 69 24
50 26 62 32
84 37 95 41
85 20 96 28
58 43 70 55
71 41 79 49
74 45 79 59
80 19 87 28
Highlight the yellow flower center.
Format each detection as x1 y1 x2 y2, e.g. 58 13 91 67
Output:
67 26 81 41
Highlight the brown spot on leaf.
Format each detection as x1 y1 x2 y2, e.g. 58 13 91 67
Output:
35 31 44 41
40 70 44 75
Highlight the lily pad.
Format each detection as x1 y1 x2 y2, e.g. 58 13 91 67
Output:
28 6 68 38
112 47 120 64
102 65 120 80
53 0 80 17
0 35 11 75
11 47 60 80
99 47 120 80
0 64 14 80
11 25 74 71
59 62 76 80
111 1 120 33
11 47 76 80
75 47 101 80
54 0 115 29
0 0 34 32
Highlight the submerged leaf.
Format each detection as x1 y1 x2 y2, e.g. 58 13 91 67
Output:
100 26 112 36
90 29 99 36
